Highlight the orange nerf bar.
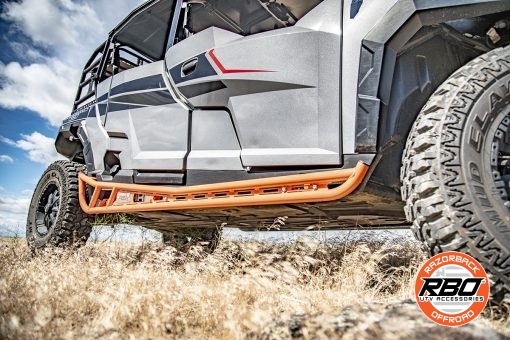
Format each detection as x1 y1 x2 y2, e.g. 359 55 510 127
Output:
78 161 369 214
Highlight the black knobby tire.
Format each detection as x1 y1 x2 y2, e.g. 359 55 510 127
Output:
26 160 91 250
161 227 222 253
401 46 510 300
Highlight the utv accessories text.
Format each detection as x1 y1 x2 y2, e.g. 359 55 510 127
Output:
78 162 369 214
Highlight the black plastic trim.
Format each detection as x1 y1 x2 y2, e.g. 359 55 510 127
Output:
179 81 227 98
134 171 184 185
355 0 510 154
110 90 176 106
78 126 95 174
169 52 218 85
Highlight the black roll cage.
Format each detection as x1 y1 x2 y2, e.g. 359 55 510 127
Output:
73 42 105 109
73 0 178 110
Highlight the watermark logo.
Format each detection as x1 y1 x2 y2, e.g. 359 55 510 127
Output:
415 251 489 326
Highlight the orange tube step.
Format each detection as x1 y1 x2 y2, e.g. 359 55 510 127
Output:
78 161 369 214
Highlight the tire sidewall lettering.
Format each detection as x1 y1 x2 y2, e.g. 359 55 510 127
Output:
458 74 510 229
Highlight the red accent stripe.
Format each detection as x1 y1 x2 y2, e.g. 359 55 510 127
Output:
208 49 272 74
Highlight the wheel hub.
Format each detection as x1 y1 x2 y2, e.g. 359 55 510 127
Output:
35 183 60 236
491 115 510 209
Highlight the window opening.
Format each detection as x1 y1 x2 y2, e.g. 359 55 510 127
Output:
175 0 323 44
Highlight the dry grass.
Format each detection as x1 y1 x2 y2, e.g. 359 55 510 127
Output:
0 236 508 339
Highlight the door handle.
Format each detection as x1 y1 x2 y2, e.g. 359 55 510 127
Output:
181 58 198 77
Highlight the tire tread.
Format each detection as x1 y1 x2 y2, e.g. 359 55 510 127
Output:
401 47 510 301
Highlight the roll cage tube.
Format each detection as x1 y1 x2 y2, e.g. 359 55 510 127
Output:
73 42 106 110
73 0 180 110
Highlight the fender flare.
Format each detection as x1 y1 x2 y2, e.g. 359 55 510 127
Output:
354 0 510 194
356 0 510 153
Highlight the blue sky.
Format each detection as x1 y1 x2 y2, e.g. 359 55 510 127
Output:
0 0 143 233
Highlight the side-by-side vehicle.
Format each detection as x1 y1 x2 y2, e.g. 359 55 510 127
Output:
27 0 510 299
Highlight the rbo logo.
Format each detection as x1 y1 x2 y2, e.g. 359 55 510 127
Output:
415 251 489 326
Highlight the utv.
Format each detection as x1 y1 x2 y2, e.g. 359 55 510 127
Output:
27 0 509 299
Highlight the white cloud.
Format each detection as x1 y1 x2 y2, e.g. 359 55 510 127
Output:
0 194 31 235
1 0 104 52
22 189 33 196
0 195 30 216
1 132 64 165
0 59 77 125
0 0 144 126
0 155 14 163
7 41 47 63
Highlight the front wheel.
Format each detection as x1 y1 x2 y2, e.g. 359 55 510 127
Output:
401 46 510 300
26 160 91 250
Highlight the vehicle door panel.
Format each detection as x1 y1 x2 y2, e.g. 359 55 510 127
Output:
165 26 341 168
104 61 190 171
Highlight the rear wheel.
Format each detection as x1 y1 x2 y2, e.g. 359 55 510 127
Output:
26 160 91 250
161 227 222 253
401 46 510 300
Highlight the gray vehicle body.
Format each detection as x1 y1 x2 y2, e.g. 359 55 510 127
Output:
56 0 510 230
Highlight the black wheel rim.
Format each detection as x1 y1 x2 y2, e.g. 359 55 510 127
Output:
35 182 60 237
491 114 510 210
